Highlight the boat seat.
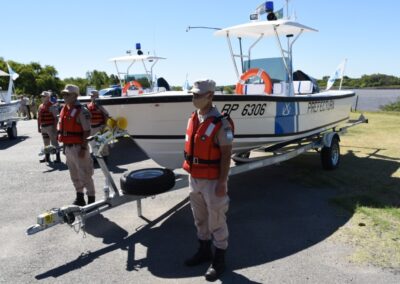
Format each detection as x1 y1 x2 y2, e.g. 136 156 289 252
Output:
293 81 314 94
273 82 286 95
241 84 268 95
241 81 315 95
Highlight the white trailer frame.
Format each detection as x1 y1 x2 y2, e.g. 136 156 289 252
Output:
26 114 368 236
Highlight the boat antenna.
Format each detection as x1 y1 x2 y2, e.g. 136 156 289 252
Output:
186 26 221 32
286 0 290 19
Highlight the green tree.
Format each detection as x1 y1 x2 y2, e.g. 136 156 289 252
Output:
223 85 234 94
109 74 120 85
87 70 110 90
63 77 89 96
171 86 183 91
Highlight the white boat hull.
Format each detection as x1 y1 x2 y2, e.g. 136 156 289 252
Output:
0 100 20 122
99 91 355 169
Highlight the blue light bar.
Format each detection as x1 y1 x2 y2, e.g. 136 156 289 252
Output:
265 1 274 12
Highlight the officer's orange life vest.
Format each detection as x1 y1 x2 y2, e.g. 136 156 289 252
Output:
87 102 106 127
58 105 84 144
38 102 55 126
183 112 234 180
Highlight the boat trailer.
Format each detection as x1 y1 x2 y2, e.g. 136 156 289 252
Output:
26 114 368 236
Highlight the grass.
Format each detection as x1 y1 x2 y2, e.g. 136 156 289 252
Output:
381 98 400 111
285 111 400 269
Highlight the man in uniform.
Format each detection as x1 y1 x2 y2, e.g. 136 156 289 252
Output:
19 96 28 118
31 96 37 119
37 91 61 163
183 79 234 282
58 84 95 206
87 90 109 163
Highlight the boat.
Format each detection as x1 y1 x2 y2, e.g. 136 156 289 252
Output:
97 1 355 169
0 64 20 138
108 43 180 96
74 48 177 104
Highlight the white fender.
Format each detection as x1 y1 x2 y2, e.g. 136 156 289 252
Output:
322 132 340 148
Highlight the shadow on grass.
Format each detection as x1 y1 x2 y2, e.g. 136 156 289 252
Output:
285 148 400 212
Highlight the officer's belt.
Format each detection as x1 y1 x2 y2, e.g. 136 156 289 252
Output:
41 123 54 127
184 154 220 165
64 144 80 147
91 123 104 128
59 131 83 136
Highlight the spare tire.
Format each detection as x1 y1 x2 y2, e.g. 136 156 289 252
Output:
120 168 175 196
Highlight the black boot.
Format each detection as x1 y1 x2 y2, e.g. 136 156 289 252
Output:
205 248 226 282
39 153 50 163
54 152 61 163
72 192 86 206
88 196 95 204
184 240 213 267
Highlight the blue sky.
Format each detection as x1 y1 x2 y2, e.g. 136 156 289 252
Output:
1 0 399 86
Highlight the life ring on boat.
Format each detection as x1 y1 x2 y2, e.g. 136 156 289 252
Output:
122 80 143 96
235 68 273 95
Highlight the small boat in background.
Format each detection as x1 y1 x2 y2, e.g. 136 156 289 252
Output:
104 43 183 97
0 63 20 139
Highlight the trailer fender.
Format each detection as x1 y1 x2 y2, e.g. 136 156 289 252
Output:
120 168 175 196
322 132 340 148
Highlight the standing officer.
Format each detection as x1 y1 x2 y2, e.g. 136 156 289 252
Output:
87 90 109 162
37 91 61 163
183 79 234 282
58 84 95 206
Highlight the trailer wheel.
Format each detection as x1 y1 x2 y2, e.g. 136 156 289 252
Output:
121 168 175 196
7 123 17 140
321 136 340 170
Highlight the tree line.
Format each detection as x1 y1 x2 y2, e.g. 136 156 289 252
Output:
0 59 120 97
317 74 400 89
1 59 399 98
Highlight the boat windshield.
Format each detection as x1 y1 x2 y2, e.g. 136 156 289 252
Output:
244 57 288 82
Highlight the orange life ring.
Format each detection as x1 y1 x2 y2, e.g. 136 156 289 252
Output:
122 80 143 96
235 68 273 95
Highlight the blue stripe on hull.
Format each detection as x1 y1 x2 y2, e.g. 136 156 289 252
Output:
275 102 298 135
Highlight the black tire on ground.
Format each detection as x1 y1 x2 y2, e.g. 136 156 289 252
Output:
7 123 17 140
321 136 340 170
120 168 175 196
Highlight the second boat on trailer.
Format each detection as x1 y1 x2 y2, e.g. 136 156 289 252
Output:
97 1 355 170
